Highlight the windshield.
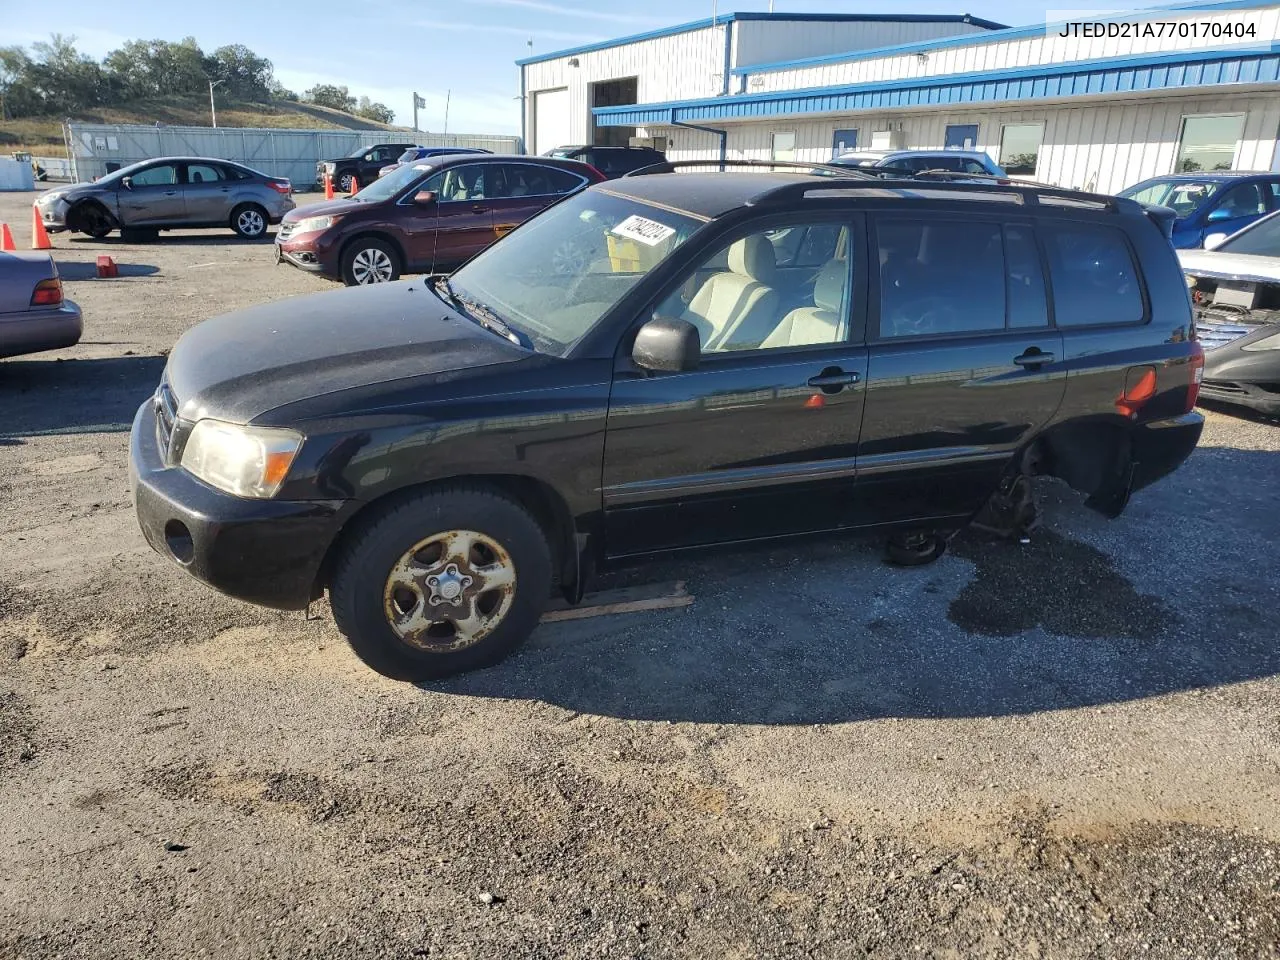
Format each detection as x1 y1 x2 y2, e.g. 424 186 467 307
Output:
395 148 421 163
446 189 703 356
1119 178 1223 217
347 145 375 158
350 162 436 203
1216 211 1280 257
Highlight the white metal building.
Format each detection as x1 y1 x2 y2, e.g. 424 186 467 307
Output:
519 0 1280 193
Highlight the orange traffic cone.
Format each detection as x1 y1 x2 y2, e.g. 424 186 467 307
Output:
348 175 358 196
324 174 334 200
0 222 14 252
31 205 52 250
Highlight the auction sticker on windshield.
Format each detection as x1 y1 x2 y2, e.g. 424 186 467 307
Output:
611 214 676 247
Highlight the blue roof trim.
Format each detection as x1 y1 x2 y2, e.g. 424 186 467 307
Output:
732 0 1280 77
515 12 1005 67
595 44 1280 126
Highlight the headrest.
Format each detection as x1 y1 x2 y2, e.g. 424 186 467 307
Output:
728 235 776 284
814 259 846 312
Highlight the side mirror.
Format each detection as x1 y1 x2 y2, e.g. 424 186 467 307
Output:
413 189 437 205
1204 232 1229 251
363 153 375 162
632 316 700 373
120 176 132 189
1205 207 1233 224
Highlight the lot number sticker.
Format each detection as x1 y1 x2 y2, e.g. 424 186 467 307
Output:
611 215 676 246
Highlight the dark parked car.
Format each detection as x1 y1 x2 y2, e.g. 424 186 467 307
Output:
1179 209 1280 415
378 146 492 179
1118 171 1280 249
132 168 1204 682
316 143 418 193
1 252 82 359
34 157 294 240
829 149 1008 178
544 145 665 178
276 153 604 285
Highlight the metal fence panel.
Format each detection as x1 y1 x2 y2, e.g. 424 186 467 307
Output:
65 123 523 187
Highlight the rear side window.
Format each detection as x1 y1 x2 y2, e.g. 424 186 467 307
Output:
876 219 1046 337
1042 223 1145 326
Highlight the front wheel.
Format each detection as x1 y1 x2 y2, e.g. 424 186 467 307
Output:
338 172 356 193
329 487 553 681
231 204 268 239
885 532 948 567
341 237 401 285
72 203 113 239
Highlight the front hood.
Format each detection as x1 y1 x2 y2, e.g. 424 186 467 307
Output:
1179 249 1280 284
39 181 100 201
282 197 367 222
165 280 526 424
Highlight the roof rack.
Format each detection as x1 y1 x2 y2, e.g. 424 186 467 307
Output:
750 176 1131 213
624 158 879 179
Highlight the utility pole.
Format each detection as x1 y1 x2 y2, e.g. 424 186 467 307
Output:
209 79 226 128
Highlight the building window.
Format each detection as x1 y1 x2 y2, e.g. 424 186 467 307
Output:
1176 115 1244 173
831 128 858 158
999 123 1043 176
944 124 978 150
771 131 796 163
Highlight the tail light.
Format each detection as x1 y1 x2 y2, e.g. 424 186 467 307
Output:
30 277 63 307
1185 344 1205 413
268 180 292 195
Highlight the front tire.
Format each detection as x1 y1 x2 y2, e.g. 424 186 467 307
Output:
886 532 948 566
71 202 113 239
329 487 553 681
231 203 268 239
341 237 401 285
338 172 356 193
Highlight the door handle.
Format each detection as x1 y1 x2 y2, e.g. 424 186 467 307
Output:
1013 349 1056 368
807 368 860 392
472 204 488 214
164 190 178 196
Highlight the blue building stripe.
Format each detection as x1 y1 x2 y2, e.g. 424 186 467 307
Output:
594 45 1280 127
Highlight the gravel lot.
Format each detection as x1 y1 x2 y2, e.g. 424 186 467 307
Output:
2 187 1279 959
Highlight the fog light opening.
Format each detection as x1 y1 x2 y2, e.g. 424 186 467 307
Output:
164 519 195 564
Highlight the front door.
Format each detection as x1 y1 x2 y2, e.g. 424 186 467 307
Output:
181 162 232 225
857 215 1066 524
602 216 870 556
430 162 496 271
1197 180 1268 245
945 124 979 150
118 162 184 225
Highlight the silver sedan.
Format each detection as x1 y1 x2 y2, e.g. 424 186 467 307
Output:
0 252 83 359
35 157 295 240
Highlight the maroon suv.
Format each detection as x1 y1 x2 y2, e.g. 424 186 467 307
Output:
275 153 604 285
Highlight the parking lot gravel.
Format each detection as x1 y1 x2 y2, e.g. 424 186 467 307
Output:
2 188 1278 959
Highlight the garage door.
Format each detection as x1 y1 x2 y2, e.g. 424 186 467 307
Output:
534 88 571 156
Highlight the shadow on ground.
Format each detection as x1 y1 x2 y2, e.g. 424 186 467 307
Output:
0 355 164 438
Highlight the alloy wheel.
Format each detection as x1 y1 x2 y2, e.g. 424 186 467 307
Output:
237 209 265 237
350 247 395 283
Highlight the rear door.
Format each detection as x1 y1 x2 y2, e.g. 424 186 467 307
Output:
119 162 184 225
856 213 1066 524
488 162 589 241
181 162 232 225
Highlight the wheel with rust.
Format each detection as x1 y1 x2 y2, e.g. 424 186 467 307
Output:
330 486 552 681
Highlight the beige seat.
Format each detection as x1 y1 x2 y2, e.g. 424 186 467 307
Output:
681 235 780 352
761 259 847 349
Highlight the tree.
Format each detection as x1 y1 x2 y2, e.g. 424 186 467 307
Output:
25 34 111 114
303 83 355 112
208 44 273 100
355 95 394 124
0 46 38 119
268 79 299 102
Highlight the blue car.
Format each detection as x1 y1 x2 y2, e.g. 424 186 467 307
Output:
377 146 492 179
1118 171 1280 249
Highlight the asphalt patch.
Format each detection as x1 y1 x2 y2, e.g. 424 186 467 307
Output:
949 529 1176 640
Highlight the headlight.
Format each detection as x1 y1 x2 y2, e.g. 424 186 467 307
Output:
1185 274 1197 289
1242 331 1280 352
292 214 340 234
180 419 302 498
39 191 65 205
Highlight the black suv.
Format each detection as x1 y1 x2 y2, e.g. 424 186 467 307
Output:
131 165 1205 681
545 145 666 178
316 142 418 193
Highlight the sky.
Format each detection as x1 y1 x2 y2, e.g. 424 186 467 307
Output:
7 0 1169 136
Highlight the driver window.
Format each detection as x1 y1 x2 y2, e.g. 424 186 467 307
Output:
655 223 852 354
129 164 178 186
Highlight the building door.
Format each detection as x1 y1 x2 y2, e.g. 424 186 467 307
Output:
945 124 979 150
590 77 638 147
832 128 858 158
533 88 570 155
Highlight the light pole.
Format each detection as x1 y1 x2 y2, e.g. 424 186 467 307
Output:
209 79 226 128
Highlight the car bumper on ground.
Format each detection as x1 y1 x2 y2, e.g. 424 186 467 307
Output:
0 301 83 359
129 399 349 610
1199 380 1280 415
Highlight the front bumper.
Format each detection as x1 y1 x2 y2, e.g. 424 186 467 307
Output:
1199 379 1280 415
0 302 82 358
129 399 349 610
1200 335 1280 415
274 227 340 277
35 197 69 231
